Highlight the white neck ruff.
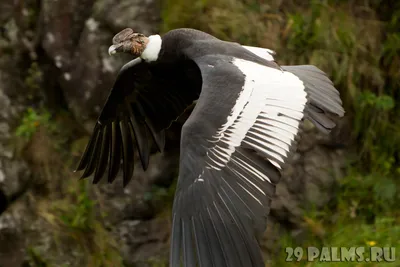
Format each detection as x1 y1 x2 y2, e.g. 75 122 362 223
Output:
141 34 162 62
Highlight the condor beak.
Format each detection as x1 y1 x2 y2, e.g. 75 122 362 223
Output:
108 44 119 56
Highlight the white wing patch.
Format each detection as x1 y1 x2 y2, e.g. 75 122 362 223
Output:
205 58 307 171
242 46 275 61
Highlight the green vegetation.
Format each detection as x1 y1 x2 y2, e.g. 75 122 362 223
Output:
26 247 50 267
24 62 43 95
15 109 122 266
144 180 177 213
15 108 54 140
275 217 398 266
47 179 123 267
146 257 168 267
162 0 400 265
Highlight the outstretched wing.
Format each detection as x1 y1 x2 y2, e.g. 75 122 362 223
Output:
76 58 201 186
170 52 344 266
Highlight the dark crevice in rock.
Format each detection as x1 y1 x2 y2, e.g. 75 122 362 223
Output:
70 0 97 49
269 209 298 230
5 179 33 211
35 45 70 112
0 190 8 215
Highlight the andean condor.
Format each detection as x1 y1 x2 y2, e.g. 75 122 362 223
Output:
76 28 344 267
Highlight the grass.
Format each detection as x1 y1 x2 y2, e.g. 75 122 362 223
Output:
50 180 123 266
26 247 50 267
15 107 123 266
273 215 399 266
39 139 123 266
35 178 123 266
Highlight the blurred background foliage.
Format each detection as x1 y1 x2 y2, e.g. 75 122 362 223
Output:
9 0 399 266
161 0 400 265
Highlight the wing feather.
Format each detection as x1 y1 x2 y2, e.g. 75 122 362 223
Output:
93 124 111 183
120 117 135 186
127 103 150 170
108 121 122 183
170 51 343 267
76 58 200 185
76 123 101 172
80 127 102 179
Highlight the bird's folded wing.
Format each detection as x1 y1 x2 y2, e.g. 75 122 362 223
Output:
75 58 200 186
170 55 309 267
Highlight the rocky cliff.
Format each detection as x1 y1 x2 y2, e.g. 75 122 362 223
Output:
0 0 348 266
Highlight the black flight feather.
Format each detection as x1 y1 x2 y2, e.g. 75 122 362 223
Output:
77 55 200 185
80 128 102 179
135 102 166 152
108 120 122 183
75 123 101 172
120 117 135 187
93 124 111 184
127 103 150 170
